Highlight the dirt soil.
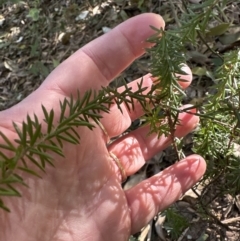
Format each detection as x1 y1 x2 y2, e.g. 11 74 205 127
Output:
1 0 240 240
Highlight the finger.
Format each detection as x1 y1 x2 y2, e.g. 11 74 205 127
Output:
108 106 199 178
125 155 206 234
100 65 193 139
42 13 165 95
0 13 165 129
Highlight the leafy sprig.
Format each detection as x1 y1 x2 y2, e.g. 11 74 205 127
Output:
0 82 152 211
150 0 240 233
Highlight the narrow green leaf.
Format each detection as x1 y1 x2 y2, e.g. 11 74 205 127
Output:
38 143 64 157
38 152 54 168
33 114 39 127
85 112 102 119
10 173 28 187
69 127 80 140
0 144 15 152
71 120 95 129
42 156 54 167
21 157 28 168
14 139 22 145
29 148 52 160
12 122 23 141
0 151 11 162
18 166 42 178
42 105 49 122
58 133 78 144
66 130 80 143
56 137 63 148
54 125 70 136
59 99 67 122
58 113 77 127
3 156 16 171
26 154 45 172
47 109 54 134
39 154 46 168
30 123 42 146
13 173 28 186
22 122 27 146
0 188 17 196
7 184 21 197
69 94 75 115
149 24 162 33
0 175 21 184
0 131 16 151
48 139 57 146
78 90 91 110
0 199 10 212
27 114 33 139
0 185 21 197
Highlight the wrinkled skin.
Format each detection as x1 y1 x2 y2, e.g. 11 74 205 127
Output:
0 13 206 241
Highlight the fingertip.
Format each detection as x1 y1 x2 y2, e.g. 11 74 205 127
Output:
177 64 192 89
135 13 165 31
119 13 165 56
184 154 207 180
142 13 165 28
142 13 166 49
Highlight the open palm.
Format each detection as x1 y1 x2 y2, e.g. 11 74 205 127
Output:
0 13 206 241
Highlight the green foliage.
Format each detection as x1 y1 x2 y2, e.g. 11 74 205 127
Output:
148 0 240 185
0 82 151 211
193 50 240 190
27 8 40 21
163 208 189 239
1 2 240 239
148 0 240 235
146 27 188 143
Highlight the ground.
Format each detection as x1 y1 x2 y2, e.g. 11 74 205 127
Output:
1 0 240 240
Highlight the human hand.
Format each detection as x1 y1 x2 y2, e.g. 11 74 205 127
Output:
0 13 206 241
